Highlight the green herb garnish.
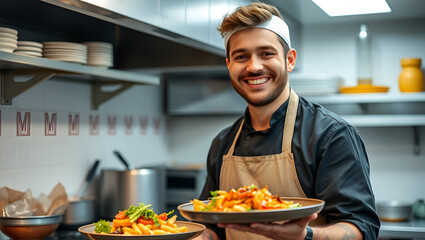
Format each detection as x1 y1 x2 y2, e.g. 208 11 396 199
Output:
94 219 111 233
125 203 174 227
126 203 153 223
210 190 218 197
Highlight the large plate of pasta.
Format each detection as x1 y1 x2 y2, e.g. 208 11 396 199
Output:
178 185 325 224
78 221 205 240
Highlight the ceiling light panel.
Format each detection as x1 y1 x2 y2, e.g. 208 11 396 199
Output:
312 0 392 17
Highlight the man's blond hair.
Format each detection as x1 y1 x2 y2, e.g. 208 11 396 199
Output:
218 2 283 37
218 2 288 57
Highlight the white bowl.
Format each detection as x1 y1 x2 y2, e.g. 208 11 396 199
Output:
18 41 43 48
0 37 17 44
14 51 42 57
0 32 18 40
43 42 87 51
0 42 17 49
0 47 15 53
83 41 113 48
0 27 18 35
16 46 42 52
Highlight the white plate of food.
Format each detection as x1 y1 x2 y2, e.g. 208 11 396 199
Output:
178 185 325 224
78 221 205 240
79 202 205 240
178 197 324 224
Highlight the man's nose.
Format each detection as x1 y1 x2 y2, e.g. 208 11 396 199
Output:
246 56 263 73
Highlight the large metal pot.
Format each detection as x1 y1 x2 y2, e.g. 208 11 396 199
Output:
61 160 100 228
377 200 413 222
100 167 166 219
62 198 96 226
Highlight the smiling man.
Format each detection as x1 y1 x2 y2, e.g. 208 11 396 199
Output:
197 2 380 240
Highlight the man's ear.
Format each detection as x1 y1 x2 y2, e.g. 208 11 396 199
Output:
226 58 230 70
286 49 297 72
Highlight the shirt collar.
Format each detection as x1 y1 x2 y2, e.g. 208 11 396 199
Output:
243 99 289 132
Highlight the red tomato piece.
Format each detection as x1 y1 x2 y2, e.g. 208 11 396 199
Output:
157 213 167 221
115 210 127 220
137 217 154 225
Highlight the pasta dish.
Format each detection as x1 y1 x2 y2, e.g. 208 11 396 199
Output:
192 184 301 212
93 203 187 235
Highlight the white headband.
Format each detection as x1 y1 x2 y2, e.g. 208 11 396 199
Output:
224 15 291 54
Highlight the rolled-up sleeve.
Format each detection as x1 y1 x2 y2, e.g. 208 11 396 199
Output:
315 124 380 239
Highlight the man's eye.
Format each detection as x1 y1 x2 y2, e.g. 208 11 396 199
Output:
234 55 246 60
262 52 274 56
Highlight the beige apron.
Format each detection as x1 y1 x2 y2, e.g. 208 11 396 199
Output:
219 89 324 240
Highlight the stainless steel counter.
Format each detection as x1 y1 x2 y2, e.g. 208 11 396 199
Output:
379 219 425 239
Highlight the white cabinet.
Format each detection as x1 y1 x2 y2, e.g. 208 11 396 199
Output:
80 0 160 26
185 0 210 43
207 0 256 49
159 0 186 36
209 0 231 49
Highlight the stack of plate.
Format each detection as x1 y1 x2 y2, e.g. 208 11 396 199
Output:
0 27 18 53
289 73 342 96
14 41 43 57
84 42 113 68
42 41 87 64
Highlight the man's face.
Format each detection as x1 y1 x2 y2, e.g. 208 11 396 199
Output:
226 28 295 107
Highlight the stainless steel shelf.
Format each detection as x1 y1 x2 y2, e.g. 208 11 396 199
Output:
0 51 160 109
304 93 425 127
0 51 160 84
379 219 425 239
342 114 425 127
307 92 425 104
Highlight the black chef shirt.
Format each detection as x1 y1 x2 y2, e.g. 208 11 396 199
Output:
200 94 380 240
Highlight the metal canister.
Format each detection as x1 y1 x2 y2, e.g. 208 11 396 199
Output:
99 167 165 219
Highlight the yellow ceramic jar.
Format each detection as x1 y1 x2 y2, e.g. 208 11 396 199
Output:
398 58 424 92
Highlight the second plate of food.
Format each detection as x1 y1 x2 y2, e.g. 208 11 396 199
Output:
78 221 205 240
178 197 324 224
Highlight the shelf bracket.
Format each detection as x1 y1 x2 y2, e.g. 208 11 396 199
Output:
1 69 58 105
413 126 420 155
91 82 133 110
359 103 369 114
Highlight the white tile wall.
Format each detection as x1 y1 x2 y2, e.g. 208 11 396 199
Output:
0 77 170 199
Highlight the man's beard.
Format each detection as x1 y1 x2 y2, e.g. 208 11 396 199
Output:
230 72 288 107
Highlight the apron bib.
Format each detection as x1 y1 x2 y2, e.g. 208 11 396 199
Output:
219 90 324 240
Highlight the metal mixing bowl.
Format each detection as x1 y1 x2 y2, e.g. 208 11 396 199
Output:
0 215 62 240
377 200 413 222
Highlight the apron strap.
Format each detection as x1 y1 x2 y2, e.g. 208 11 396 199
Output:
225 119 245 157
225 89 299 156
282 89 299 153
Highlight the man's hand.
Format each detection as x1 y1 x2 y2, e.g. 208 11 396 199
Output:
192 228 221 240
217 213 318 240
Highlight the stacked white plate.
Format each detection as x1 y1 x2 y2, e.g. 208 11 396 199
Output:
84 42 113 68
289 73 342 96
0 27 18 53
42 41 87 64
14 41 43 57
